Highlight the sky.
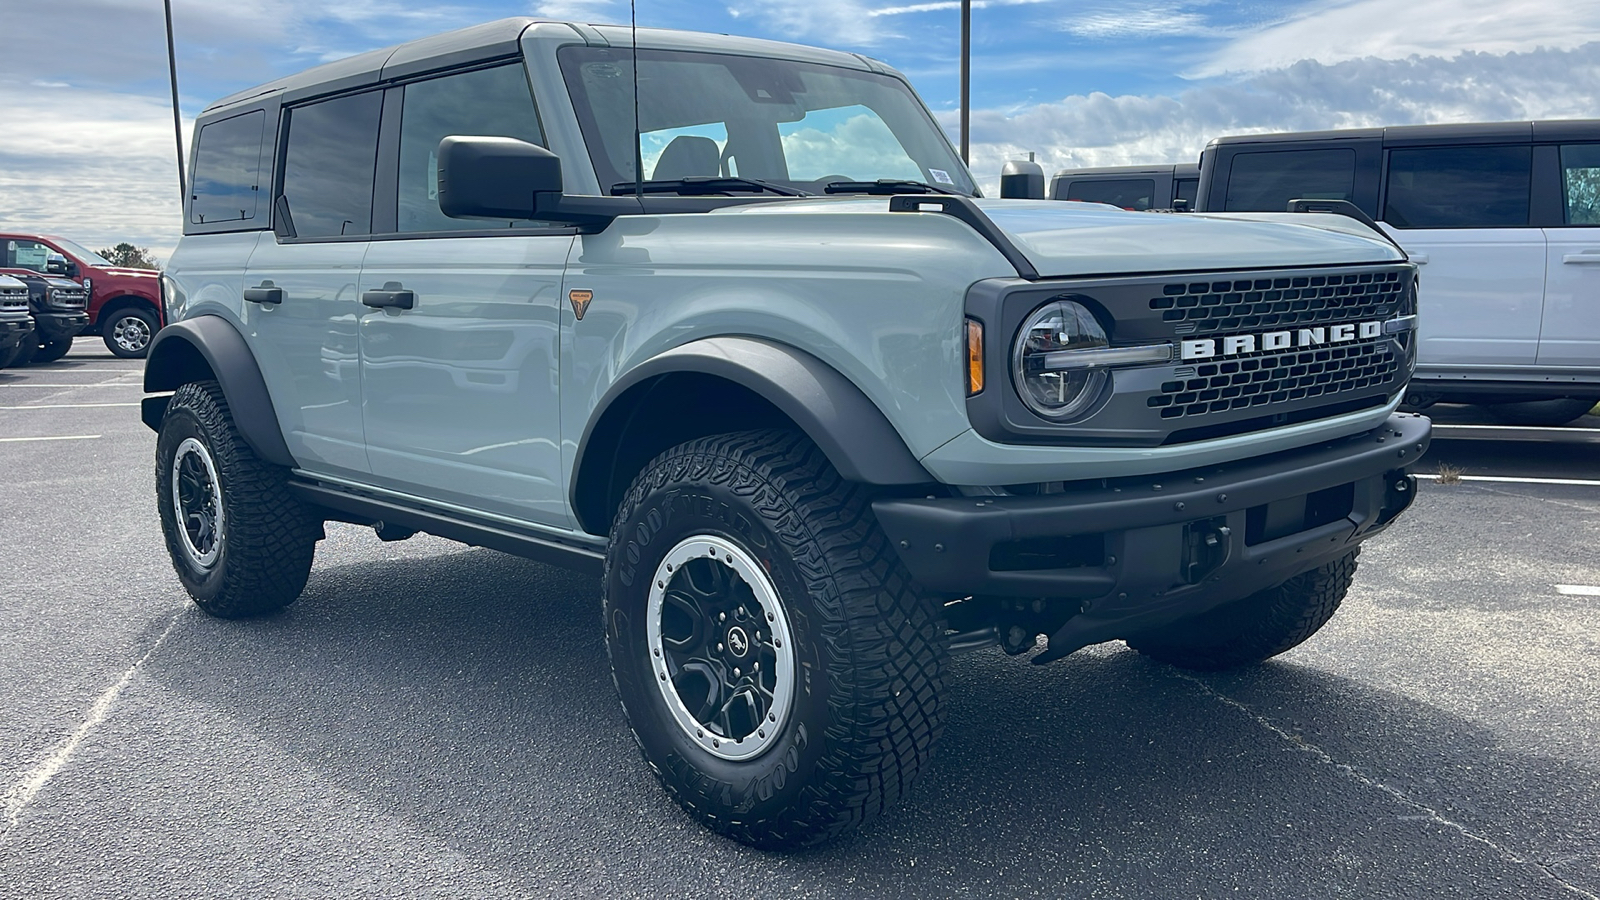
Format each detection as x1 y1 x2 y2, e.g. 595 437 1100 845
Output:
3 0 1600 260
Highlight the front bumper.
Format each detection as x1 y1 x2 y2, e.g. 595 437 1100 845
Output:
873 412 1430 657
33 311 89 342
0 317 34 351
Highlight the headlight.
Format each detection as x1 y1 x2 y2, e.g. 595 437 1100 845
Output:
1012 299 1173 420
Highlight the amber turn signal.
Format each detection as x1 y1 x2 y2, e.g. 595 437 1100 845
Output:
965 317 984 396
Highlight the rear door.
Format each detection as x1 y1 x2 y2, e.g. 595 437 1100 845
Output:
243 89 383 477
1539 142 1600 368
357 62 575 527
1377 144 1544 369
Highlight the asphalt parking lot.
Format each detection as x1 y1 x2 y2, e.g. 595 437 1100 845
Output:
1 345 1596 899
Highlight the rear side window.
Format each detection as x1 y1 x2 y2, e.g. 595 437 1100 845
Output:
189 110 266 226
1064 178 1156 211
1383 146 1531 228
1224 148 1356 211
281 91 383 238
397 64 547 232
1561 143 1600 225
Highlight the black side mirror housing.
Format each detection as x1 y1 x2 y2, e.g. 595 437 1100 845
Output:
437 136 638 231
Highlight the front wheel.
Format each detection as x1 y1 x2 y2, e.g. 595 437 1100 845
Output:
603 430 947 849
156 381 321 617
33 337 72 364
1128 551 1359 671
103 307 159 358
1486 397 1598 426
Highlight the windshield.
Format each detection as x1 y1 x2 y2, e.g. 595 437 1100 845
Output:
558 46 976 196
48 238 114 267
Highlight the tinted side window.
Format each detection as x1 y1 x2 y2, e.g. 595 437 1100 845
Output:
1224 148 1356 211
3 239 52 272
1561 143 1600 225
1064 178 1157 211
1174 178 1198 207
1383 145 1531 228
397 65 546 232
190 110 266 225
281 92 383 238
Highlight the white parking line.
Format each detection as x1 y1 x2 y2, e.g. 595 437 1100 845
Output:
2 616 180 833
0 403 139 410
1555 585 1600 597
0 384 142 388
0 434 102 442
1416 474 1600 487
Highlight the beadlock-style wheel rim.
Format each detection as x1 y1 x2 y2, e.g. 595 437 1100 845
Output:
171 437 224 568
112 315 152 353
646 535 796 762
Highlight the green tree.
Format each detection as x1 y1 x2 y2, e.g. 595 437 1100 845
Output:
97 242 160 270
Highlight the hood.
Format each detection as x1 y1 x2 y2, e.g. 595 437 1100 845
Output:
96 267 160 278
0 274 26 291
972 200 1403 277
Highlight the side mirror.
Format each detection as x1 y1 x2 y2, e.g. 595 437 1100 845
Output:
46 254 72 276
437 136 563 220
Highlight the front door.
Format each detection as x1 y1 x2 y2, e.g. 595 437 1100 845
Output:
244 89 384 477
357 62 575 526
1380 145 1546 370
1539 143 1600 369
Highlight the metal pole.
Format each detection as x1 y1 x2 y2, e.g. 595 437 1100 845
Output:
164 0 186 203
960 0 970 164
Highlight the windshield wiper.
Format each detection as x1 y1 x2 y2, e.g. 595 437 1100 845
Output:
610 177 810 197
823 179 966 196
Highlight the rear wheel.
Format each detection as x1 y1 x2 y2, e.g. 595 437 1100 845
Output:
103 307 159 358
1486 397 1598 426
33 337 72 364
1129 551 1358 671
156 381 321 617
603 429 946 849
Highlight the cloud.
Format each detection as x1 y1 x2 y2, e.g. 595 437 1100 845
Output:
1061 5 1212 39
1193 0 1600 77
527 0 622 20
726 0 888 44
958 41 1600 195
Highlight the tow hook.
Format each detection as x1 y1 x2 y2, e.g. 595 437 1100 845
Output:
1182 517 1232 584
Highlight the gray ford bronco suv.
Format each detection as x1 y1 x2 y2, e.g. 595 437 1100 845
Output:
145 18 1429 848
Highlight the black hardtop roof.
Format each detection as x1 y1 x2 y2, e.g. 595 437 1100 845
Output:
1053 162 1200 178
1206 119 1600 149
202 18 543 115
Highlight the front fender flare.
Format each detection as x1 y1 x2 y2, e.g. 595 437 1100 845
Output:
142 315 295 467
572 337 934 529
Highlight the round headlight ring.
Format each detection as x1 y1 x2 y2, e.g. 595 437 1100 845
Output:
1012 299 1110 420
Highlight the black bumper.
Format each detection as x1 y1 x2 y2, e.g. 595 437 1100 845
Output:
34 311 89 342
0 318 34 351
872 412 1430 657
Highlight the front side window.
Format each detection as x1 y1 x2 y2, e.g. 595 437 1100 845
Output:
398 64 547 232
281 92 383 238
3 239 53 272
189 110 266 226
1225 148 1356 212
1063 178 1157 211
1561 143 1600 225
1174 178 1198 207
1383 145 1531 228
559 46 974 195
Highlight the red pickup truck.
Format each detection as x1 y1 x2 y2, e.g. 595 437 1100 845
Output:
0 234 163 358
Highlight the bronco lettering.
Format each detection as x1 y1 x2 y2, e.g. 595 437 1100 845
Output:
1180 319 1386 361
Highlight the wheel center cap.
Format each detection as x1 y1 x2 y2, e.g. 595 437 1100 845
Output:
726 626 750 658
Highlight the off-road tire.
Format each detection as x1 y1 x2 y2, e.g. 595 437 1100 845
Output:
156 380 320 617
6 338 36 367
1128 551 1359 671
0 340 26 369
103 307 159 358
603 429 947 849
1486 397 1598 427
33 337 72 364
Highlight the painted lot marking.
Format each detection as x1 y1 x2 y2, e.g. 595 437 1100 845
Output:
1555 585 1600 597
0 403 140 410
0 384 142 388
0 434 102 443
1416 474 1600 487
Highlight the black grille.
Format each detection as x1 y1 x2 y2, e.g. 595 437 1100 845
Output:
1149 270 1405 334
1148 341 1397 419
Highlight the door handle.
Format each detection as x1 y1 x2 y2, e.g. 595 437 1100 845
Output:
361 282 415 310
243 281 284 305
1408 252 1429 265
1563 251 1600 264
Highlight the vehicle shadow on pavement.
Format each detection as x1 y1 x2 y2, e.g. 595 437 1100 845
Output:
136 547 1598 900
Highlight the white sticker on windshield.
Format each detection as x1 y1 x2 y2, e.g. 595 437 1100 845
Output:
929 168 954 185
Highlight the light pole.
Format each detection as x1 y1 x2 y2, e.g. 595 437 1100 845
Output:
959 0 970 164
164 0 185 203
